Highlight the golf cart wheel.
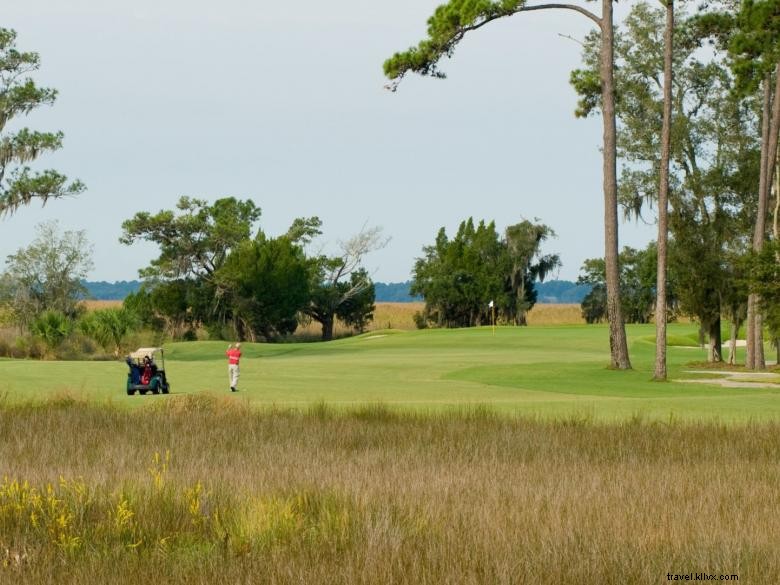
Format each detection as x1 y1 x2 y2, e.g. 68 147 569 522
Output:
151 383 160 395
139 389 148 395
127 388 136 396
162 384 170 394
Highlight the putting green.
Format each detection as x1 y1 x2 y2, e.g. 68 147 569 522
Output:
2 323 778 421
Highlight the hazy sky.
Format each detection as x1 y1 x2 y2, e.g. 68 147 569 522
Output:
2 0 655 283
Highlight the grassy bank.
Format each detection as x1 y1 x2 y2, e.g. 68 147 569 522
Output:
1 396 777 584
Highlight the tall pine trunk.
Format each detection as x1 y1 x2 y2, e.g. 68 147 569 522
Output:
775 148 780 241
748 66 780 369
758 65 780 364
747 77 770 369
601 0 631 369
654 0 673 381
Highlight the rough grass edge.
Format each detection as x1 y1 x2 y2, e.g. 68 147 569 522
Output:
4 392 780 430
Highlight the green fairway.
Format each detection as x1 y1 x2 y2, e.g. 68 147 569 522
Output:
2 323 779 421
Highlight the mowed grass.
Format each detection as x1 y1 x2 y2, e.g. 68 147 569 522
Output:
2 322 779 422
0 398 778 583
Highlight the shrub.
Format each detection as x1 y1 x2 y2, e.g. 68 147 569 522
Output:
55 332 103 361
412 311 429 330
79 308 139 358
29 310 73 357
10 334 44 359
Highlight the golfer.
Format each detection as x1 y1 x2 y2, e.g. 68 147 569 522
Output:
226 343 242 392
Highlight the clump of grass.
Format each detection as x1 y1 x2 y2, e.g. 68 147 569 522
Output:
349 402 398 422
307 399 333 420
150 393 245 416
233 489 357 552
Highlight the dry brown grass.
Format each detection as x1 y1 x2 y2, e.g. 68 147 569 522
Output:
295 303 424 338
79 300 123 312
0 397 776 584
526 303 584 325
294 302 584 338
0 327 18 345
369 302 424 330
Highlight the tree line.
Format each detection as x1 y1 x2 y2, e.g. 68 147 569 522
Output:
80 280 423 303
0 209 383 357
409 219 775 368
119 197 383 343
575 241 773 365
8 210 382 348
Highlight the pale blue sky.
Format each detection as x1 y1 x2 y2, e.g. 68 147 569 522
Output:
2 0 655 283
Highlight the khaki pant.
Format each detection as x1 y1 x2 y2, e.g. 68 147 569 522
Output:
228 364 240 388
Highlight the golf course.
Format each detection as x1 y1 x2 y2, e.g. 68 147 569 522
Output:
6 0 780 579
2 322 778 421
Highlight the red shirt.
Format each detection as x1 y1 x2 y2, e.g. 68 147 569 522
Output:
226 348 241 365
141 364 152 385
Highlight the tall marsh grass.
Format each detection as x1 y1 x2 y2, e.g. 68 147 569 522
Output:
1 395 776 583
526 303 585 325
278 302 588 338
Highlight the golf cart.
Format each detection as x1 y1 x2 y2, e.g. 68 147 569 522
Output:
125 347 170 395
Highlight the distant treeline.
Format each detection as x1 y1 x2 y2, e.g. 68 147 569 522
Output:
373 282 422 302
535 280 592 304
83 279 590 304
82 280 142 300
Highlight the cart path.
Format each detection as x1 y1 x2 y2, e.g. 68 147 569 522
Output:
676 369 780 389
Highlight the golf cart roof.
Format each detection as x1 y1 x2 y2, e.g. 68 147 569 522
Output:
129 347 163 359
